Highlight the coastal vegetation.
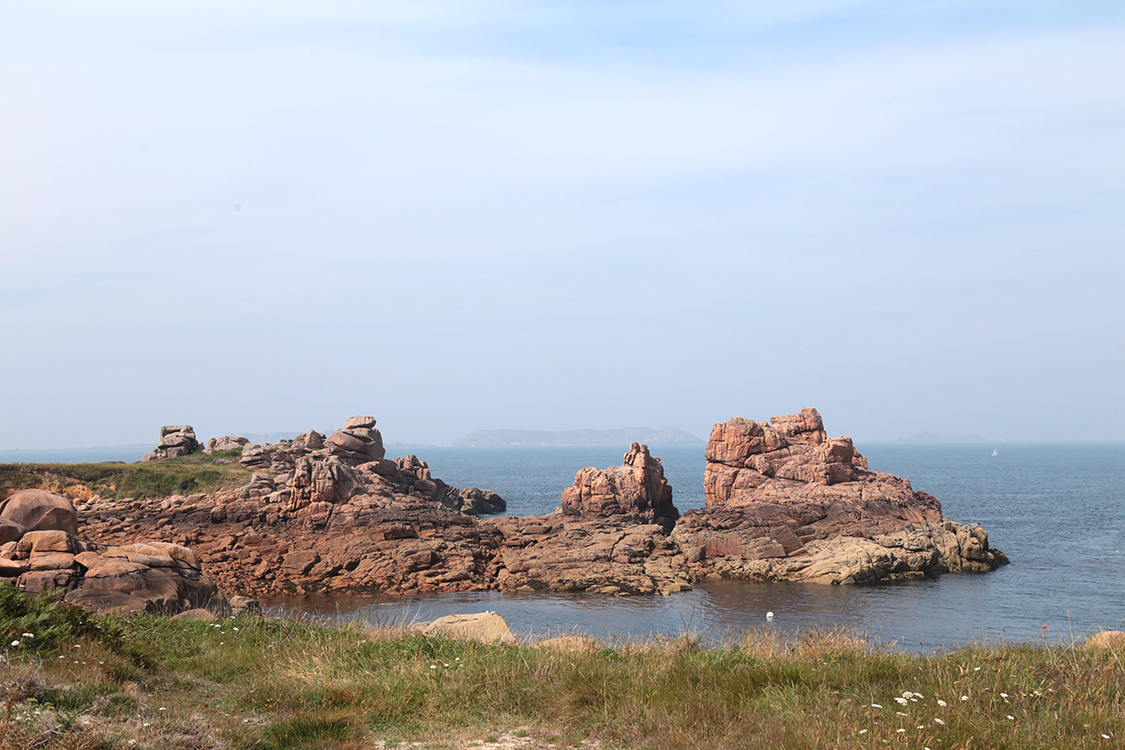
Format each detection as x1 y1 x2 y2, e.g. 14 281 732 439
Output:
2 583 1123 749
0 452 251 503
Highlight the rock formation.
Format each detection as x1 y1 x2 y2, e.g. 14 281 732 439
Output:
672 408 1008 584
78 418 685 597
326 416 385 464
143 425 201 461
561 442 679 527
0 489 227 615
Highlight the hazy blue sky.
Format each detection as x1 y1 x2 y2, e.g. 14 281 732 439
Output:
2 1 1123 449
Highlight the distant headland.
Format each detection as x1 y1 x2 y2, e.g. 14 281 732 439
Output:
451 426 704 446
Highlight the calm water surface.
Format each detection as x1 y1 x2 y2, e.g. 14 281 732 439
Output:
261 443 1125 651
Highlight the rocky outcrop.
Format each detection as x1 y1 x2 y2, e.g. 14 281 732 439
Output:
80 422 506 596
672 408 1007 584
0 489 228 615
561 442 678 527
143 425 201 461
66 410 1005 600
78 417 683 597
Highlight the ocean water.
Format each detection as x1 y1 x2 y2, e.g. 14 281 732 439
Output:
262 442 1125 651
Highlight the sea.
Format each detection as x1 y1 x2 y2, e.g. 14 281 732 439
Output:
7 442 1124 651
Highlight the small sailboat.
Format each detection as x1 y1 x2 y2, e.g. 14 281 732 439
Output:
991 448 998 456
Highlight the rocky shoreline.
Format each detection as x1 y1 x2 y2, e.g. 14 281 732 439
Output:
1 409 1007 614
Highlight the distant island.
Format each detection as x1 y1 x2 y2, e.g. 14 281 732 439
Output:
895 431 990 444
452 426 703 447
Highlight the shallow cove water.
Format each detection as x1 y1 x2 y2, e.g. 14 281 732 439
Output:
257 443 1125 651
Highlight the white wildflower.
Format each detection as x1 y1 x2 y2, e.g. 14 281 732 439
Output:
934 718 946 726
870 704 883 708
897 728 906 733
9 640 19 647
896 712 909 717
1007 715 1014 720
858 729 867 735
937 699 947 707
1000 692 1009 699
21 633 33 638
961 695 969 701
1103 734 1111 739
895 697 909 705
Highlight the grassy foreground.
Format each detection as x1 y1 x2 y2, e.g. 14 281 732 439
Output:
1 586 1123 750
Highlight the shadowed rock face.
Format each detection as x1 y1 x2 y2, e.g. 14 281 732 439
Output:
672 408 1007 584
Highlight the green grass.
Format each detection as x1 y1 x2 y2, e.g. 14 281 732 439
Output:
0 450 251 502
2 592 1124 749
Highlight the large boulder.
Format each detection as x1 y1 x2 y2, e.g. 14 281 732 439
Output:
63 542 224 615
414 612 517 644
560 442 679 526
0 489 79 536
672 408 1007 584
326 416 386 465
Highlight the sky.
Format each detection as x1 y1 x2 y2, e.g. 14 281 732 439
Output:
2 0 1123 449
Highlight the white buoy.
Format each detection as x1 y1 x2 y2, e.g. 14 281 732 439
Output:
766 611 774 621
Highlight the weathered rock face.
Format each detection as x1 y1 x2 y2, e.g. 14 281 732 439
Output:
483 514 692 596
561 442 679 526
143 425 201 461
672 408 1007 584
0 489 227 615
